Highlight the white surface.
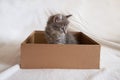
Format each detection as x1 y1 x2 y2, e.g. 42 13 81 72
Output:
0 0 120 80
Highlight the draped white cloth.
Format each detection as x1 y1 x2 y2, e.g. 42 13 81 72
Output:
0 0 120 80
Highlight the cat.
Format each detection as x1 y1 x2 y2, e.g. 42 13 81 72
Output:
45 14 77 44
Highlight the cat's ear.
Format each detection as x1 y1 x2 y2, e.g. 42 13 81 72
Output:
53 15 62 23
66 15 72 18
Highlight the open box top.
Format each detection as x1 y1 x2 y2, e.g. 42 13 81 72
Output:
21 31 100 69
22 31 99 45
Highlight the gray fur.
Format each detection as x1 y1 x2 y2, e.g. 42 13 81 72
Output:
45 14 77 44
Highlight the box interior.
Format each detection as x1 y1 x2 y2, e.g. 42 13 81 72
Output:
25 31 99 45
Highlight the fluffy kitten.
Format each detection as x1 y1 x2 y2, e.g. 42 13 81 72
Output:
45 14 77 44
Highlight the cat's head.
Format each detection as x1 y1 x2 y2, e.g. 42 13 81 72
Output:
47 14 72 33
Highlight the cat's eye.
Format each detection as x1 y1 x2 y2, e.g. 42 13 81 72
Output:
55 17 61 22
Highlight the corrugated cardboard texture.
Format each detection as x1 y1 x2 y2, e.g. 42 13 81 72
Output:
20 31 100 69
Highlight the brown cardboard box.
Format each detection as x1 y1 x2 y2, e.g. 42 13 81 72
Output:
20 31 100 69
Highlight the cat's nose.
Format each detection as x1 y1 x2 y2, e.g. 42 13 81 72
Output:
62 27 67 33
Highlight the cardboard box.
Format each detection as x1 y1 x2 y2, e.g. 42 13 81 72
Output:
20 31 100 69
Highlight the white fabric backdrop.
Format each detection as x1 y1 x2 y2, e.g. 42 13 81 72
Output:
0 0 120 80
